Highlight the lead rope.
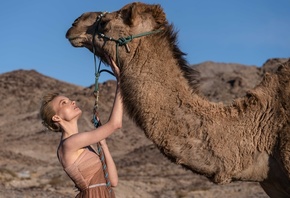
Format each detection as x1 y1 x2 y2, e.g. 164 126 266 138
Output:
91 73 114 195
91 34 115 196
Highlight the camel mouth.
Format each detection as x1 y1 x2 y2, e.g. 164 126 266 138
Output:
66 32 89 47
67 37 85 47
68 37 78 42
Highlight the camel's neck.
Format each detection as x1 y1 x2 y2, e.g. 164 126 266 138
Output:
121 42 202 128
120 41 223 175
119 39 282 182
121 37 208 126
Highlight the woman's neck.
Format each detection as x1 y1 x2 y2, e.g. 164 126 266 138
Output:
61 120 79 140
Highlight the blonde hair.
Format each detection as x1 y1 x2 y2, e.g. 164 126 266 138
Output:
40 92 63 132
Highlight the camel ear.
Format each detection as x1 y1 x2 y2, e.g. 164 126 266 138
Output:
149 4 167 26
120 2 138 26
122 3 166 27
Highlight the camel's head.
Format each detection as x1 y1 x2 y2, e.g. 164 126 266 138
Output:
66 2 167 66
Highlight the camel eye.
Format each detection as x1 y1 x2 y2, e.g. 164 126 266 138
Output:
99 20 108 28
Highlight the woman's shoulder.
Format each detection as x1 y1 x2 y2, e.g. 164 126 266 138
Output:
57 141 87 168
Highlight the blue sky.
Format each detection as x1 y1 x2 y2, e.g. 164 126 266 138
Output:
1 0 289 87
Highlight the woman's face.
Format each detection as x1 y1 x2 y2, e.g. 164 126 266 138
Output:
51 96 82 122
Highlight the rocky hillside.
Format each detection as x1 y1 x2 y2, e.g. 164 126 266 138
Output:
0 58 288 198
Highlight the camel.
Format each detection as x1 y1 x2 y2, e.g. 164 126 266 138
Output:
66 2 290 197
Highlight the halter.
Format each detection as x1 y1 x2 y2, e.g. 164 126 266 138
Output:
91 11 162 124
92 11 162 71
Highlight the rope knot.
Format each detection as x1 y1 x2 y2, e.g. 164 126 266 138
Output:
117 36 133 46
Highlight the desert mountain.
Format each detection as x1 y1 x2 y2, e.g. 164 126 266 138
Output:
0 58 288 198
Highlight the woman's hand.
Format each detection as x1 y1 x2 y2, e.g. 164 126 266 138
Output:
106 55 120 81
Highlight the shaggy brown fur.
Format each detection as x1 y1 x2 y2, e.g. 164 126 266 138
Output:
66 2 290 197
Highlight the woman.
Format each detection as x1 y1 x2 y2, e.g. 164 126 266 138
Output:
40 58 122 198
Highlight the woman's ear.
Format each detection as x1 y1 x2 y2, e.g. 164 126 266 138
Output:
52 115 61 122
